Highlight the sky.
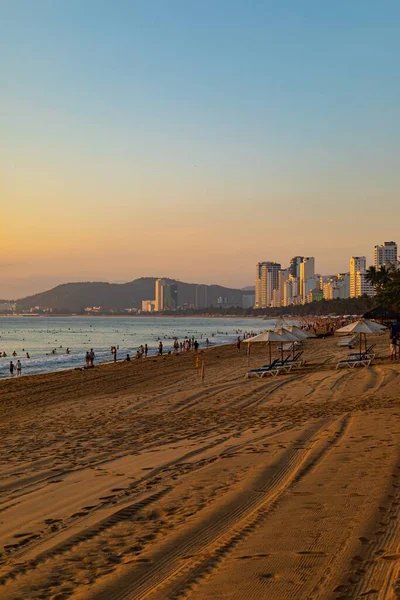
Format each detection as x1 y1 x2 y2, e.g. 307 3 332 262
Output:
1 0 400 298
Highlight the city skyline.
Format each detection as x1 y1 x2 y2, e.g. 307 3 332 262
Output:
2 1 400 298
2 239 397 304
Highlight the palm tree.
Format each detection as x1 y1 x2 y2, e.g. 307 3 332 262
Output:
377 265 392 290
366 265 393 293
365 266 378 287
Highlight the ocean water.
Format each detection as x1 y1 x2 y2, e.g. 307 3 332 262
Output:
0 316 270 378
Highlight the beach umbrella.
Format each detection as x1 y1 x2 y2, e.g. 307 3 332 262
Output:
363 320 387 332
274 327 303 360
242 330 285 366
335 319 386 357
286 325 316 339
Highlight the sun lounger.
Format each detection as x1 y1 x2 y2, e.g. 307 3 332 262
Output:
337 334 358 348
346 344 376 359
246 359 293 378
246 365 292 378
336 354 375 369
269 351 304 369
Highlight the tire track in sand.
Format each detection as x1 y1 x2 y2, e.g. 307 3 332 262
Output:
89 414 351 600
0 419 295 584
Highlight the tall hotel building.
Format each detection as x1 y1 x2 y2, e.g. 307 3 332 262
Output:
349 257 374 297
255 262 281 308
374 241 398 269
299 257 315 301
154 279 165 312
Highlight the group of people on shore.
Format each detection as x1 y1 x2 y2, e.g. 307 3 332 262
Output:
9 360 22 377
84 349 96 368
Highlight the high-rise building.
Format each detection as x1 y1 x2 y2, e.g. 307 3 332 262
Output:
273 268 290 307
374 241 398 269
283 275 300 307
322 273 350 300
299 257 315 301
195 284 208 309
350 257 374 297
154 279 165 311
164 284 178 310
350 257 365 298
304 275 319 302
289 256 304 278
254 262 281 308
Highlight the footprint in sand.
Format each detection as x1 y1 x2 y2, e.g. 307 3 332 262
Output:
259 573 279 580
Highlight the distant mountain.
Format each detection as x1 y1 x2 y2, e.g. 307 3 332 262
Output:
17 278 244 312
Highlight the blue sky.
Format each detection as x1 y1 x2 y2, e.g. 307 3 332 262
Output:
1 1 400 297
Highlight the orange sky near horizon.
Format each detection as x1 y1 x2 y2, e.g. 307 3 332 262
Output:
2 1 400 299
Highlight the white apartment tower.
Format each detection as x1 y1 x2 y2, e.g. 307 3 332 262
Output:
283 275 300 307
349 257 374 297
255 262 281 308
273 268 290 307
350 257 365 297
299 257 315 301
374 241 398 270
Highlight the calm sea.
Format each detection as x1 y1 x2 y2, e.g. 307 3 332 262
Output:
0 316 271 378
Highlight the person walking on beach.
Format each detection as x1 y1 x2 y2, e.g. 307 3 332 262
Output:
194 340 199 352
16 360 22 376
144 344 148 357
158 341 163 356
89 348 95 367
236 337 241 353
85 352 90 368
390 337 397 361
9 361 14 377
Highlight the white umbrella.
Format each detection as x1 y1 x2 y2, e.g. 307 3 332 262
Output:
286 325 316 339
363 321 387 333
336 319 386 357
336 320 378 335
274 327 303 342
243 330 285 366
275 327 303 360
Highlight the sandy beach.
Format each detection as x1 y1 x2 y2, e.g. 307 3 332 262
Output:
1 333 400 599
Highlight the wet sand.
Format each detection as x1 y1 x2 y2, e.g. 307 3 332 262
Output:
1 333 400 599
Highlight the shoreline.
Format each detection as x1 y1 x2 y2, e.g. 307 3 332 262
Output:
0 342 229 383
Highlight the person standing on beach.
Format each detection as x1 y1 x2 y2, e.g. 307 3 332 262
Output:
85 352 90 368
236 337 241 353
194 340 199 352
9 361 14 377
158 341 163 356
144 344 148 357
390 337 397 361
89 348 95 367
113 347 117 362
16 360 22 376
